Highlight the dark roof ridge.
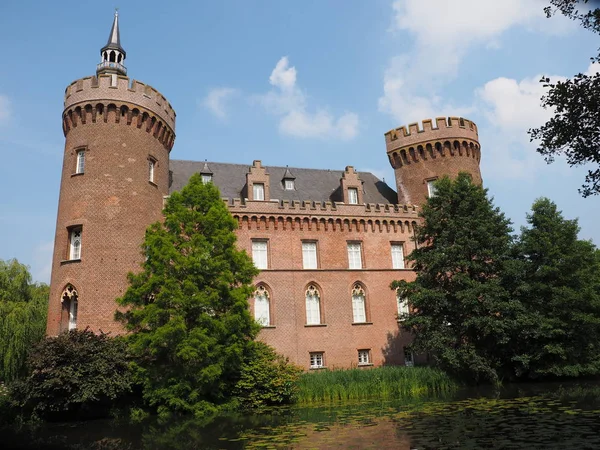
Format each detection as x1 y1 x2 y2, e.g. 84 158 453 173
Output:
170 159 376 177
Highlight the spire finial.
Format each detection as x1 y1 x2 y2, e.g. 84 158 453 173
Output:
97 11 127 76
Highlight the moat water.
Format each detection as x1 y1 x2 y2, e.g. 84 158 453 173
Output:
3 381 600 449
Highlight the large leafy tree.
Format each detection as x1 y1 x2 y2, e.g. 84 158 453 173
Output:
510 198 600 378
529 0 600 196
0 259 48 382
393 174 517 383
116 174 260 417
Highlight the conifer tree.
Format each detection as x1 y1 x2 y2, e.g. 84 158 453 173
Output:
510 198 600 378
116 174 260 417
393 173 516 383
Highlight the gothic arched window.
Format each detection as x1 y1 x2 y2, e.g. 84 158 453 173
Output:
254 285 270 326
351 284 367 323
305 284 321 325
61 285 79 331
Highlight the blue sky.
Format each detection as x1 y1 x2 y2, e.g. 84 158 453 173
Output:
1 0 598 283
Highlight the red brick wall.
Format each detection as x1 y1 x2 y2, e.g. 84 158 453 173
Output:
46 76 175 336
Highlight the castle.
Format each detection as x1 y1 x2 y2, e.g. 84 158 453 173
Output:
46 13 482 369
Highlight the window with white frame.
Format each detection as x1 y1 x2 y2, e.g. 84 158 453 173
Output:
305 284 321 325
254 285 270 326
347 242 362 269
251 240 268 269
284 179 295 190
69 227 82 260
149 159 156 183
358 349 370 365
253 183 265 201
75 150 85 174
348 187 358 204
352 284 367 323
201 174 212 183
397 293 410 320
310 352 324 369
302 241 318 269
391 243 405 269
427 179 437 197
62 285 78 331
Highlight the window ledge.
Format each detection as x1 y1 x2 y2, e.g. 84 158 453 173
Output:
71 172 84 178
309 366 327 370
149 181 158 188
358 363 374 367
352 322 373 326
60 259 81 265
261 325 276 329
305 324 327 327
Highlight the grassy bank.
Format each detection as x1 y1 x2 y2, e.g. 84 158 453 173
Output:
297 366 457 404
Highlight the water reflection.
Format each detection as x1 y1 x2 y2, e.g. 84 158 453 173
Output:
3 382 600 449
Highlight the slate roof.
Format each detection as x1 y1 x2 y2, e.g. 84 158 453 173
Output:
169 160 398 204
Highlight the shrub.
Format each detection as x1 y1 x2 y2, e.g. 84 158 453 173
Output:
11 329 133 421
234 341 302 409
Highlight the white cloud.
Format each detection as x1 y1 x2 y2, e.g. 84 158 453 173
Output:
257 57 359 140
0 95 11 123
585 61 600 76
379 0 574 125
202 87 239 120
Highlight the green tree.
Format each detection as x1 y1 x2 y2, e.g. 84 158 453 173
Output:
393 174 517 383
0 259 48 382
116 174 260 417
529 0 600 196
510 198 600 378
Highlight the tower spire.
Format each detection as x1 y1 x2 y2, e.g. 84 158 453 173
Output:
97 10 127 76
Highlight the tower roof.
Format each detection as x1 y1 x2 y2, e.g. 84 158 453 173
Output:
101 10 126 56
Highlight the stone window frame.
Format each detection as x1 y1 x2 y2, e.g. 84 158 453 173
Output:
67 225 83 261
358 349 372 366
309 351 325 369
305 283 324 326
253 284 272 327
351 283 369 324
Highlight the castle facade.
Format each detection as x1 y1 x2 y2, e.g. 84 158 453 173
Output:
47 14 482 369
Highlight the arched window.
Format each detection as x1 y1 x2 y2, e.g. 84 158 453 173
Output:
109 50 116 62
61 285 79 331
352 284 367 323
305 284 321 325
254 285 270 326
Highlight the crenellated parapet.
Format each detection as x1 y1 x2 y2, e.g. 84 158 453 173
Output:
385 117 480 169
62 75 176 150
224 198 419 233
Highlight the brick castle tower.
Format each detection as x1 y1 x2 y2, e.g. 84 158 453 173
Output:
46 12 176 334
384 117 482 205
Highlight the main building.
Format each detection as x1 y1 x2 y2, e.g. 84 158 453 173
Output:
47 14 482 369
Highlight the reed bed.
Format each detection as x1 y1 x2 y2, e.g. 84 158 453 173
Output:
297 366 457 404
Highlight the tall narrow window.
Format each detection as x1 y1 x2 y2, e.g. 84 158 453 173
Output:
61 285 79 331
254 285 270 326
69 227 82 260
404 347 414 367
391 244 405 269
305 284 321 325
348 187 358 204
397 292 410 320
310 352 324 369
347 242 362 269
352 284 367 323
76 150 85 174
302 241 318 269
427 179 437 197
149 159 156 183
251 240 268 269
253 183 265 201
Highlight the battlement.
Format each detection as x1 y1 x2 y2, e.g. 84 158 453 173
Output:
385 117 478 153
64 75 176 131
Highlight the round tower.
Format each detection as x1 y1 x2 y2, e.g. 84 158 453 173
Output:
47 12 176 335
384 117 482 205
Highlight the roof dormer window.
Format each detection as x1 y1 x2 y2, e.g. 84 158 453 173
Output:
284 179 295 190
282 166 296 191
